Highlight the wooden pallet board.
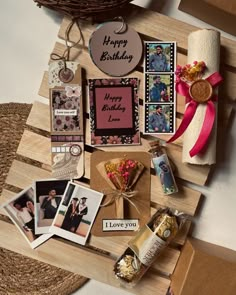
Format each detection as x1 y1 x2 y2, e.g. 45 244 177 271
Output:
1 3 235 295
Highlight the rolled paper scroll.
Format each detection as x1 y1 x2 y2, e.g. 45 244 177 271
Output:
183 29 221 164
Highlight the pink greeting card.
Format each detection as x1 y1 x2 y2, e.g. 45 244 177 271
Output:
89 78 140 146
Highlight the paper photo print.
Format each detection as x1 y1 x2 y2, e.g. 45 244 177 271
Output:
50 182 104 245
145 104 174 134
34 179 68 234
2 186 52 249
145 42 176 73
145 74 174 103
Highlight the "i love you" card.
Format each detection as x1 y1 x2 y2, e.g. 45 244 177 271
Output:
89 78 140 146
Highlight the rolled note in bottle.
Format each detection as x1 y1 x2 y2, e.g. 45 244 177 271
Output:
149 141 178 195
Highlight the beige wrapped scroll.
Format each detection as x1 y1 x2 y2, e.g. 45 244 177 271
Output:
182 29 220 164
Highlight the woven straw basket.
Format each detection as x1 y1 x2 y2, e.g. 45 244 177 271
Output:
34 0 133 19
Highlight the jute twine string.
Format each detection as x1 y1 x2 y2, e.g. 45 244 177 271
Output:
50 18 83 69
100 189 140 214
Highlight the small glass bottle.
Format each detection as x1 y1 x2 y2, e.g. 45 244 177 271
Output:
149 141 178 195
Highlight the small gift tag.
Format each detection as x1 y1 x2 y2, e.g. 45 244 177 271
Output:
49 61 84 179
90 151 151 237
89 18 143 76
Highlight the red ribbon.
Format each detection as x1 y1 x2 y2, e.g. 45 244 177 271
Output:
168 72 223 157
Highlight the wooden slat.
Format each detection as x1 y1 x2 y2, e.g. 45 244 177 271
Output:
90 234 180 275
2 180 190 248
5 160 51 189
23 101 203 208
38 71 49 98
4 159 187 275
83 148 201 216
93 140 210 186
29 95 185 148
36 78 233 149
48 42 188 114
165 144 210 185
151 175 201 216
40 41 187 114
0 189 15 205
17 130 51 166
173 219 191 246
0 189 16 216
0 220 170 295
6 160 191 237
22 100 203 216
27 100 50 132
34 85 211 185
3 161 179 276
58 16 236 101
13 128 202 215
6 160 194 274
58 5 236 69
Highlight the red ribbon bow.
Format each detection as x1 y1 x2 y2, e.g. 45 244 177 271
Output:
168 72 223 157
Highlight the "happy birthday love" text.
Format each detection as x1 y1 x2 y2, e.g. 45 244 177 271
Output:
102 92 126 122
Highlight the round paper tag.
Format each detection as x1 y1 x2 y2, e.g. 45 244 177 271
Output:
89 21 143 76
59 68 74 83
70 144 82 157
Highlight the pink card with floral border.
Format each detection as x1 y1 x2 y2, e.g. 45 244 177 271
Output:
89 78 140 146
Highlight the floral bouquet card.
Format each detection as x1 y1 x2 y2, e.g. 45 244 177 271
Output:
90 151 151 237
88 78 140 146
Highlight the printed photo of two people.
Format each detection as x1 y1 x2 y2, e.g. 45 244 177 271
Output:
2 186 52 249
51 181 103 245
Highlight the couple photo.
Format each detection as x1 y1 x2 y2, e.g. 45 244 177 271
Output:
2 186 52 248
51 182 103 245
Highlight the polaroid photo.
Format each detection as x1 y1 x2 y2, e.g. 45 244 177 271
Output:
50 86 83 135
145 42 176 73
34 179 69 234
145 73 174 103
89 78 140 146
1 186 52 249
50 181 104 245
144 103 175 134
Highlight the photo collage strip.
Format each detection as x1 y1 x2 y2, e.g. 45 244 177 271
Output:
144 42 176 135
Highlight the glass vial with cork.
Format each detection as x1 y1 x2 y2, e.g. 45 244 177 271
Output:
149 141 178 195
